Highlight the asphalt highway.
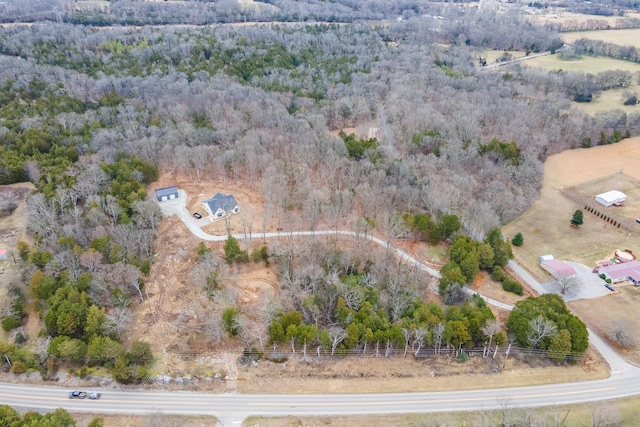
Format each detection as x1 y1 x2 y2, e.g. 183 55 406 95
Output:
1 194 637 425
2 366 640 425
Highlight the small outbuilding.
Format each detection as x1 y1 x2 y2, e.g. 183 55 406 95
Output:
202 193 239 218
155 186 179 202
595 190 627 207
541 259 577 279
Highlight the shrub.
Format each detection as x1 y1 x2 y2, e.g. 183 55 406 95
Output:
1 315 21 332
502 279 524 295
511 232 524 246
10 360 27 374
13 332 27 345
491 266 506 282
457 351 468 363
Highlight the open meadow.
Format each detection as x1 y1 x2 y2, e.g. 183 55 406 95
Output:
522 54 640 114
523 53 640 74
561 28 640 48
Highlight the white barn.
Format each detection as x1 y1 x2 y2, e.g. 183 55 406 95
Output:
595 190 627 207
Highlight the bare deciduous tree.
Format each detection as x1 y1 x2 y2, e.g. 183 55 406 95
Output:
328 326 347 356
592 403 623 427
608 319 637 349
527 316 557 349
412 327 427 357
482 319 502 357
432 322 445 355
556 274 582 295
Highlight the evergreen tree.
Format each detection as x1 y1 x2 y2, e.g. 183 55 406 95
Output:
570 210 583 226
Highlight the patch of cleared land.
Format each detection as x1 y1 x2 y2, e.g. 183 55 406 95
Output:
561 28 640 48
477 49 527 65
502 137 640 364
524 53 640 74
528 10 640 26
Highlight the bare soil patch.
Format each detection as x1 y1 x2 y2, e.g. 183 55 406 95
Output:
0 182 35 342
503 137 640 363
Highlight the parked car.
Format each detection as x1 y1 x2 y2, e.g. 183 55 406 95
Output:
89 392 101 400
68 391 87 399
193 212 202 219
605 284 616 291
636 218 640 224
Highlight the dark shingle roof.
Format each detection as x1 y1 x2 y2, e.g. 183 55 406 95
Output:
204 193 237 213
155 186 178 198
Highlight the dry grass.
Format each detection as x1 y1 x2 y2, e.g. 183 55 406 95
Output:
528 10 640 26
572 83 640 115
561 28 640 48
503 137 640 360
235 349 607 395
245 395 640 427
72 413 217 427
569 286 640 365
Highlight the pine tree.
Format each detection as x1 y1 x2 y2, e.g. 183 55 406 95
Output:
570 210 584 226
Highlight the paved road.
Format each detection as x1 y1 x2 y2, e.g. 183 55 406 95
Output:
2 366 640 425
2 194 636 425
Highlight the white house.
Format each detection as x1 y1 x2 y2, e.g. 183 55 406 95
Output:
155 186 179 202
594 190 627 207
202 193 239 218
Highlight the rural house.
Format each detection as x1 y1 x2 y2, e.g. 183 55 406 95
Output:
594 190 627 207
541 259 577 279
598 260 640 285
155 186 179 202
202 193 239 218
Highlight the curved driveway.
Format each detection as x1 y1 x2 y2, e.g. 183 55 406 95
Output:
2 194 637 425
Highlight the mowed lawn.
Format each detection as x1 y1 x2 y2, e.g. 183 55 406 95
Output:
502 137 640 363
561 28 640 48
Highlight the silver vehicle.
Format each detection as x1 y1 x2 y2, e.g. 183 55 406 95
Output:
89 392 101 400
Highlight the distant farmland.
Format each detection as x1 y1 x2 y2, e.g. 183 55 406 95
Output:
523 53 640 73
561 28 640 48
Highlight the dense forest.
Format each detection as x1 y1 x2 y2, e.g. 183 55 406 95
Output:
0 2 635 381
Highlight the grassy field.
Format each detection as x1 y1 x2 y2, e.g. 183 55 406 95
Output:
561 28 640 48
245 395 640 426
573 84 640 115
477 49 527 66
524 53 640 74
521 54 640 114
